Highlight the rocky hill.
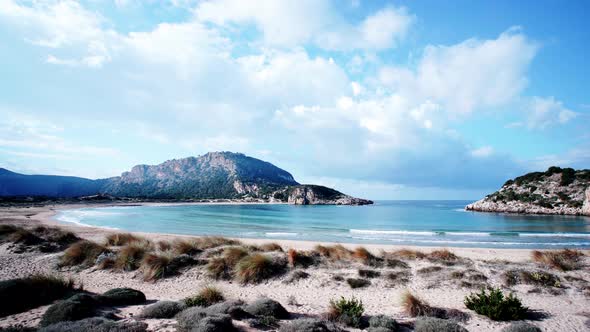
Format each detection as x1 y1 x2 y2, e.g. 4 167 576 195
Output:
466 166 590 216
0 152 372 205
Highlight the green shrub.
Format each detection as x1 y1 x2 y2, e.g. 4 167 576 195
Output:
368 314 398 331
0 274 79 317
464 288 528 321
327 296 364 327
560 168 575 186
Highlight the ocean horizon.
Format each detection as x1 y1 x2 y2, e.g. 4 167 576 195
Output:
54 200 590 249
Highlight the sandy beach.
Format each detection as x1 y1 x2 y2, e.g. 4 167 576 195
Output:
1 203 589 331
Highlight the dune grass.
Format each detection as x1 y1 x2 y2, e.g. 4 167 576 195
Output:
183 286 224 307
258 242 283 252
235 253 284 284
314 244 352 261
141 252 178 281
401 291 442 317
104 233 143 246
115 243 151 271
387 249 426 260
60 240 107 267
531 249 583 271
206 246 250 280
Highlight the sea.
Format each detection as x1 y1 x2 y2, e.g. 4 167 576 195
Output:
54 200 590 249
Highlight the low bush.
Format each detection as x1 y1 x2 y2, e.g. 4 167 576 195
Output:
8 229 43 246
32 226 79 246
386 270 411 284
279 318 343 332
101 288 146 306
60 240 107 267
39 293 98 327
284 270 310 283
464 288 528 321
428 249 458 263
358 269 380 278
384 258 409 269
414 317 468 332
235 253 286 284
368 314 398 331
248 315 280 329
184 286 225 307
501 321 542 332
531 249 583 271
104 233 143 246
327 296 364 328
0 274 79 317
346 278 371 289
417 266 443 275
503 269 561 288
176 307 236 332
38 317 148 332
244 298 290 319
139 300 185 318
114 243 150 271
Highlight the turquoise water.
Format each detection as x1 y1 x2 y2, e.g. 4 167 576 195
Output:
54 201 590 249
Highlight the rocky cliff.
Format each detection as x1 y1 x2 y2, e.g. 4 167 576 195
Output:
466 166 590 216
284 185 373 205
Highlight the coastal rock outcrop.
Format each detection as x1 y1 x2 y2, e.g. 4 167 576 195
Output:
286 185 373 205
466 166 590 216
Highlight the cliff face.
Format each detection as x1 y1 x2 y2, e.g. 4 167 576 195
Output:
285 185 373 205
466 167 590 216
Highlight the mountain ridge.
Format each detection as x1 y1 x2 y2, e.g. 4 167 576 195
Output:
0 152 372 205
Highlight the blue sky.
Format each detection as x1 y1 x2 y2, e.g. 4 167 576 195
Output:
1 0 589 200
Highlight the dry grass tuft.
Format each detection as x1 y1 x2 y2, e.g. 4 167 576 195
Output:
531 249 583 271
157 240 172 251
140 252 177 281
388 249 426 260
401 291 443 317
235 253 284 284
428 249 458 261
287 248 316 268
8 228 43 245
115 243 151 271
197 236 241 249
60 240 107 267
314 244 351 261
206 246 249 280
104 233 143 246
352 247 377 264
172 239 202 256
258 242 283 252
184 286 225 307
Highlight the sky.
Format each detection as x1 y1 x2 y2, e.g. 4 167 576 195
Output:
1 0 589 200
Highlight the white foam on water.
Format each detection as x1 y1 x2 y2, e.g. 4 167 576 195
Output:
350 229 437 236
265 232 298 237
519 233 590 238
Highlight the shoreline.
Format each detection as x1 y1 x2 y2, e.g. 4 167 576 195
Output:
1 204 590 331
22 204 589 260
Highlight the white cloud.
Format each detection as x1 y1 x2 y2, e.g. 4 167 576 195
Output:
196 0 414 50
471 146 494 158
524 96 576 129
379 27 538 114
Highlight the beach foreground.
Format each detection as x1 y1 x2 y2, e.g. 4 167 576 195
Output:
0 204 589 331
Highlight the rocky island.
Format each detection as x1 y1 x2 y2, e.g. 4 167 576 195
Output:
466 166 590 216
0 152 372 205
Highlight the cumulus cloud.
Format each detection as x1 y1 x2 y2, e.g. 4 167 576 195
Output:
525 96 577 129
379 27 538 114
196 0 414 50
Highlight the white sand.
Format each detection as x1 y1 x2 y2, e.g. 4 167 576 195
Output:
0 203 589 331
